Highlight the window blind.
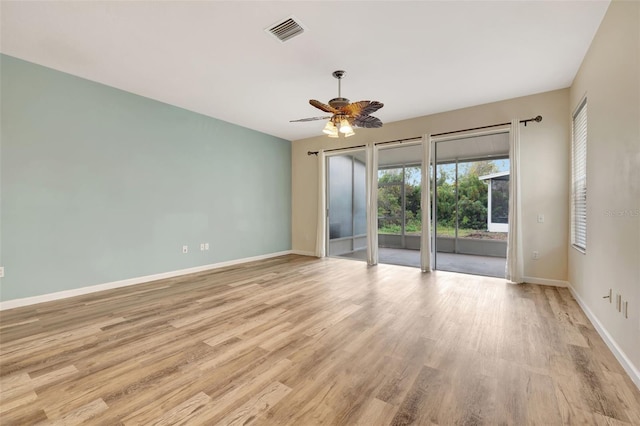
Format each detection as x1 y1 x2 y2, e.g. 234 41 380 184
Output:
571 99 587 251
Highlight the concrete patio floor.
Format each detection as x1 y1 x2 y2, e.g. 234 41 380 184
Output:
337 248 506 278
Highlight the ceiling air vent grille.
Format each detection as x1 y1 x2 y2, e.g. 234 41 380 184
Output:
266 16 305 42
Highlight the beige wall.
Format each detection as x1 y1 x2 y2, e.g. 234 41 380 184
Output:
292 88 570 283
569 0 640 379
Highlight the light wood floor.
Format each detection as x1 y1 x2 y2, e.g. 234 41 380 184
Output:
1 255 639 425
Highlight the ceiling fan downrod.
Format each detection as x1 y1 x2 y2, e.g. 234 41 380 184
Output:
332 70 345 97
329 70 349 109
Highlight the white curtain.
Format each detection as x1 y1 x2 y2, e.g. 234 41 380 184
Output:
420 134 433 272
366 144 379 265
506 120 524 283
315 150 326 258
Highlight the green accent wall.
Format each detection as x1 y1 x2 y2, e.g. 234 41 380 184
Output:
0 54 291 301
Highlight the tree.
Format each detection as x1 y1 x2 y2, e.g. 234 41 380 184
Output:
378 169 403 233
377 167 423 234
377 160 502 234
457 173 488 229
465 160 499 177
433 162 491 231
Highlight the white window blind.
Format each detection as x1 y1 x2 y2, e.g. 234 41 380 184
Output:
571 99 587 251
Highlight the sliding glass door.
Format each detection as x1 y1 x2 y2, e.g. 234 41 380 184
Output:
377 144 423 268
433 132 509 277
320 128 519 278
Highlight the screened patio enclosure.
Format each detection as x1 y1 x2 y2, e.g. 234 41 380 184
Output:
479 171 510 233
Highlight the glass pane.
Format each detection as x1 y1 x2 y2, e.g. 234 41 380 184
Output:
404 166 421 235
378 168 403 183
353 159 366 235
378 168 402 235
456 160 488 238
328 155 353 239
458 159 508 240
435 163 456 237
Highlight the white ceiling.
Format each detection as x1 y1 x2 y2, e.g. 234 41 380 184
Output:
0 1 610 141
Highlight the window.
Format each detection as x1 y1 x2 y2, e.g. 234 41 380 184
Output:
571 98 587 251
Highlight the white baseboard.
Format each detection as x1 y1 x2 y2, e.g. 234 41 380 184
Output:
0 250 293 311
568 284 640 391
291 249 316 257
523 276 569 287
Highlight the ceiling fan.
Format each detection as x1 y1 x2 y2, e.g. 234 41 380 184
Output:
290 70 384 138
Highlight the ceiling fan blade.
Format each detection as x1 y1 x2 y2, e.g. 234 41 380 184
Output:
310 99 338 114
290 116 332 123
353 115 383 128
344 100 384 117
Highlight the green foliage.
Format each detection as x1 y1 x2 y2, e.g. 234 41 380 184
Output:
377 161 504 234
436 168 489 230
377 167 422 235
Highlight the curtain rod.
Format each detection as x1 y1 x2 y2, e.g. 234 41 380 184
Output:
307 115 542 156
432 115 542 137
307 144 366 156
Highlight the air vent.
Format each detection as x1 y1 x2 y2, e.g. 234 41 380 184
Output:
266 16 305 42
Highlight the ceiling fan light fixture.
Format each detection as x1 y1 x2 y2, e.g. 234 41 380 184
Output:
344 129 355 137
327 130 339 138
322 121 337 135
339 118 353 134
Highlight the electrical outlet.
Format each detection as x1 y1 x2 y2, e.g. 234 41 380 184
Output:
200 243 205 251
204 243 209 250
537 214 544 223
0 267 4 278
182 245 188 254
532 251 539 260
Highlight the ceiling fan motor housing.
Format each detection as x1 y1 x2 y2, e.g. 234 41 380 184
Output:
328 97 350 109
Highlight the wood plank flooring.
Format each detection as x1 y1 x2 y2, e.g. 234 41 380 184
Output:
1 255 639 425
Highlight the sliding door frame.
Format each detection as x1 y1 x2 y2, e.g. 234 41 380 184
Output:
431 128 510 271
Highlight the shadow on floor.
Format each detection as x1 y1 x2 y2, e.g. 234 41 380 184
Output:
336 248 506 278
